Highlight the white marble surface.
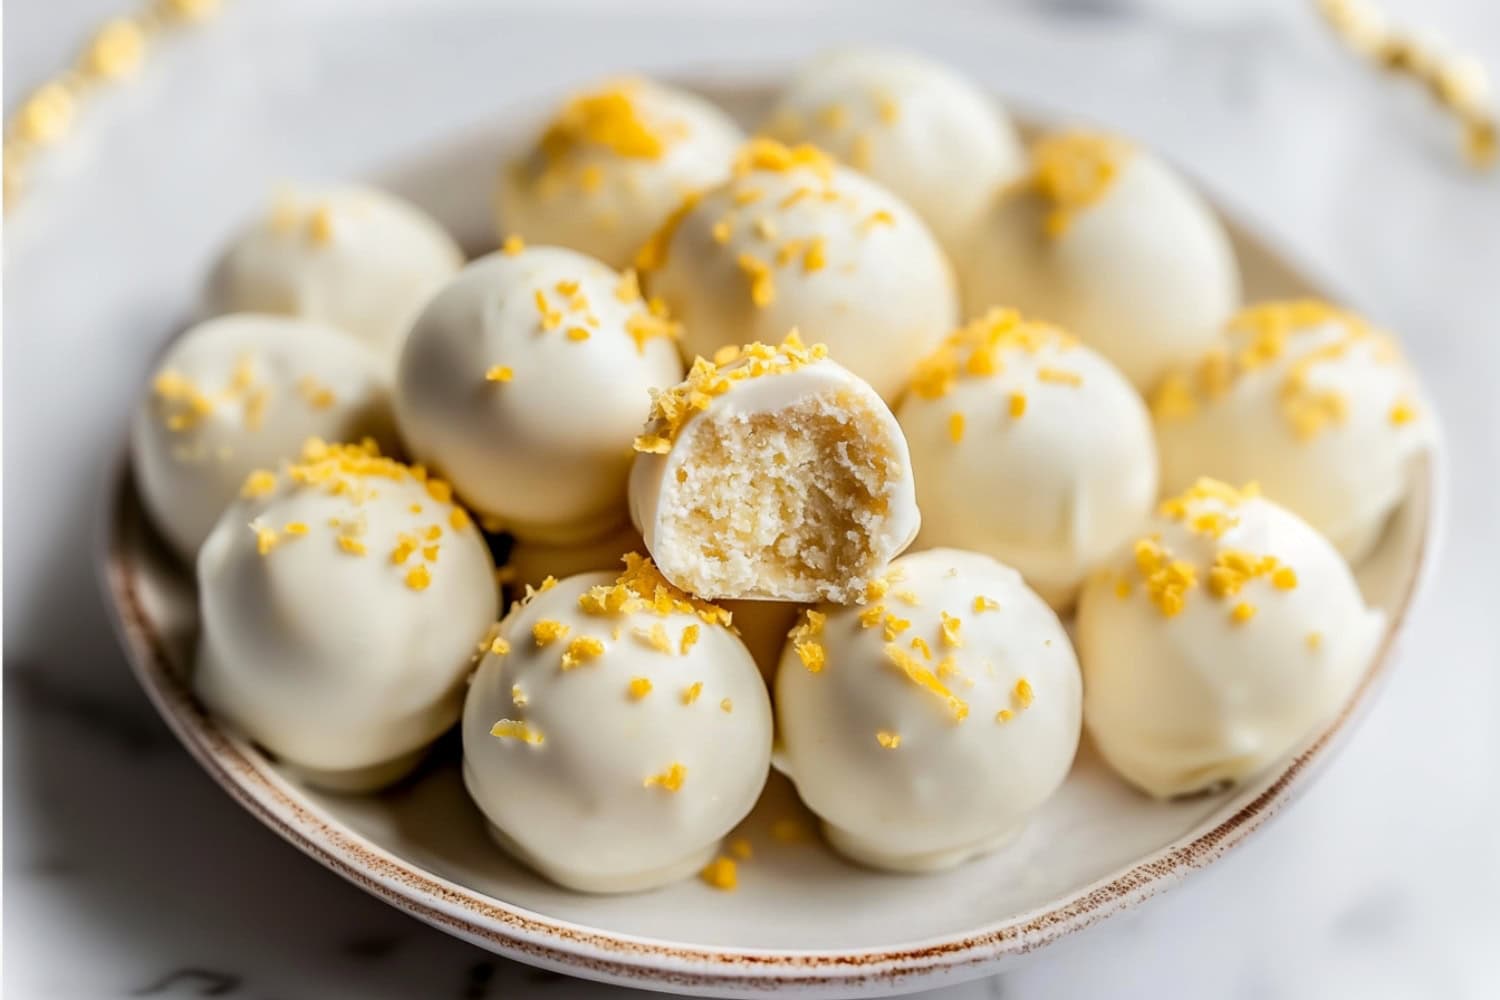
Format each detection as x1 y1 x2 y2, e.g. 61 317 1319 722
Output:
4 0 1500 997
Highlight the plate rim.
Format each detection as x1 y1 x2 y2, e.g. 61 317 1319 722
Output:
98 435 1441 997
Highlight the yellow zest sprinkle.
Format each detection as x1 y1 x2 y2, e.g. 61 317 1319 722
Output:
1114 578 1132 599
680 624 701 654
14 82 75 147
861 209 895 232
390 535 416 565
306 205 335 245
241 470 277 498
405 565 431 591
297 375 336 410
83 19 146 79
615 268 641 303
737 253 776 307
883 643 969 721
578 552 734 627
634 622 674 654
802 236 827 273
281 522 308 537
948 412 966 443
566 326 591 341
490 636 512 656
1008 392 1028 418
485 365 514 383
859 604 887 629
910 308 1074 400
973 595 1000 613
1037 367 1084 387
875 93 900 124
720 698 733 713
533 619 570 646
644 762 687 792
882 615 911 641
490 719 544 745
1390 398 1418 426
502 234 525 255
1272 566 1299 590
510 684 527 706
450 506 471 531
732 138 835 181
1014 677 1035 709
876 730 901 749
910 636 933 660
538 80 667 166
996 708 1015 723
254 525 278 555
337 536 367 556
1029 131 1132 237
1307 631 1323 650
633 332 827 448
728 838 753 861
939 612 964 648
627 676 653 700
1230 601 1257 624
561 635 606 669
681 681 703 705
789 609 827 672
1134 537 1197 617
699 856 737 891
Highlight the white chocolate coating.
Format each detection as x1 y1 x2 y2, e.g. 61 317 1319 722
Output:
130 314 395 560
897 310 1156 609
629 343 920 603
961 132 1240 390
641 140 958 401
763 47 1025 253
1075 482 1382 799
395 246 684 544
195 442 498 790
1152 302 1433 563
208 185 463 365
461 566 773 893
497 79 743 270
775 549 1082 872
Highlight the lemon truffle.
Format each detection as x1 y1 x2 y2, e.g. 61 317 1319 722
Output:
897 309 1156 608
775 549 1082 872
462 558 772 892
208 185 463 365
1152 301 1433 562
763 46 1024 252
395 245 685 544
498 78 743 270
628 335 919 603
961 131 1240 390
195 440 498 791
639 139 958 401
130 314 395 560
1076 479 1382 799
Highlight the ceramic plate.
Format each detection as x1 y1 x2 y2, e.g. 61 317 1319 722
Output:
98 82 1442 999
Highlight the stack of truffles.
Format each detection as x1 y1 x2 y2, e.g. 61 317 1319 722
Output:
130 49 1430 892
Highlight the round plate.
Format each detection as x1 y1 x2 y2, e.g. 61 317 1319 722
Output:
98 81 1442 999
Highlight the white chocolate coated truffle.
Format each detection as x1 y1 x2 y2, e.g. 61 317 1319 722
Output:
897 309 1156 609
629 336 919 603
775 549 1082 872
639 140 958 401
763 47 1024 252
208 185 463 364
396 245 684 544
130 314 394 560
195 441 498 791
1152 301 1433 563
962 132 1240 390
461 560 773 893
1076 480 1382 799
498 79 743 270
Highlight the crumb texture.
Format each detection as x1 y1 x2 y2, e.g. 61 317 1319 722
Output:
657 389 900 601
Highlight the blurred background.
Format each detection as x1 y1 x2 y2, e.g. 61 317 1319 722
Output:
4 1 1498 997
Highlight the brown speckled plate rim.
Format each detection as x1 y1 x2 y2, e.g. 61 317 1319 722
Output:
98 432 1440 998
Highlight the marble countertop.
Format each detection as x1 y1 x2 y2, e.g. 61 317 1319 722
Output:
5 1 1499 997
